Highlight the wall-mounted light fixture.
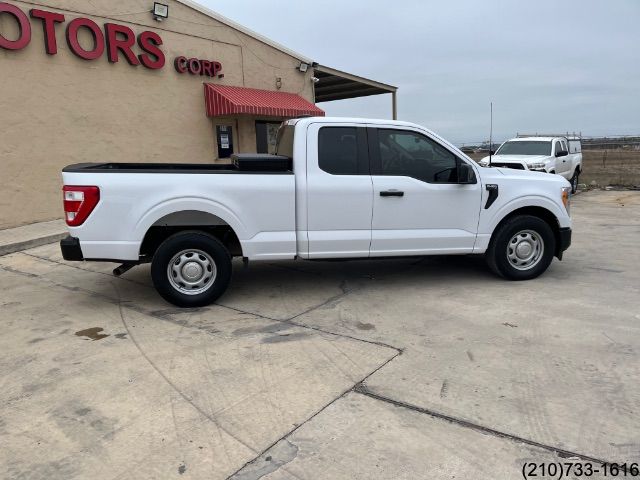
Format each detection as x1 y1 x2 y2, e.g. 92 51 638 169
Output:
152 2 169 21
298 62 309 73
276 77 282 90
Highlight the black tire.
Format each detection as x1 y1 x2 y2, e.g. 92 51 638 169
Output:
570 168 580 194
151 231 232 307
486 215 556 281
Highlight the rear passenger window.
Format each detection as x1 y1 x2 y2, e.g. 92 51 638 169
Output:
318 127 364 175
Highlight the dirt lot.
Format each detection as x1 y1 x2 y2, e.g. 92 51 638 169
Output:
468 150 640 187
1 191 639 479
580 150 640 187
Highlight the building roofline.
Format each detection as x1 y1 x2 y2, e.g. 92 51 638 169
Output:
315 65 398 92
175 0 313 63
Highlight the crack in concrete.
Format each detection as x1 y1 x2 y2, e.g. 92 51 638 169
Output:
226 350 402 480
353 384 613 465
228 440 299 480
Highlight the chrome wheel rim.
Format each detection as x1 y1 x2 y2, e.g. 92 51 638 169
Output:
507 230 544 271
167 249 217 295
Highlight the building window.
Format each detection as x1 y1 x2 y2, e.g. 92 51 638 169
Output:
256 121 281 154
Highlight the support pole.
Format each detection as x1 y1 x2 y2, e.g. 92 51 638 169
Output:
392 91 398 120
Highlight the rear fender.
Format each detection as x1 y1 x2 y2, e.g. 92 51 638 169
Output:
134 198 247 244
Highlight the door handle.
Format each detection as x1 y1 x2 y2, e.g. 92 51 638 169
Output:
380 190 404 197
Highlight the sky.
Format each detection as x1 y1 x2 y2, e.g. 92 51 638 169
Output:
200 0 639 145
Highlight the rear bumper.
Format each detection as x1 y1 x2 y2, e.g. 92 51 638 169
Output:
60 236 84 261
557 227 572 259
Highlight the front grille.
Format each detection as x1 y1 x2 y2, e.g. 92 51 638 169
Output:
491 162 525 170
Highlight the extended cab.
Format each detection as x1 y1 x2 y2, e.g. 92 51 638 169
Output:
60 117 573 307
480 135 583 193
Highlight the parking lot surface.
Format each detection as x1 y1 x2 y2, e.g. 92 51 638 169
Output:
1 190 639 479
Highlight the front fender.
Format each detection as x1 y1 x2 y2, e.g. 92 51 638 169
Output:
481 195 571 234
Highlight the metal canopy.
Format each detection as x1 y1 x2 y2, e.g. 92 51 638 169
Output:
314 65 398 119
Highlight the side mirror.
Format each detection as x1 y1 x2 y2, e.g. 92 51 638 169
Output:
458 162 477 184
556 150 568 158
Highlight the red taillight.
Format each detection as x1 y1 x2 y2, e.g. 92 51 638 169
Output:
63 186 100 226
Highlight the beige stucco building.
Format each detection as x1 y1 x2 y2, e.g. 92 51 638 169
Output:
0 0 396 229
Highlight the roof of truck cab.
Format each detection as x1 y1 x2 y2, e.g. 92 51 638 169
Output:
508 137 556 142
284 117 462 153
286 117 423 128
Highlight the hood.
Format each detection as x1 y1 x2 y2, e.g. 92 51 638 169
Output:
480 154 551 164
483 165 570 187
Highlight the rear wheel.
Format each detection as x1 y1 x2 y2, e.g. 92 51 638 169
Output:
151 231 232 307
486 215 555 280
570 168 580 194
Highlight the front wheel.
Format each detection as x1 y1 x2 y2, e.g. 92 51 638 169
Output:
570 169 580 194
151 232 232 307
486 215 556 280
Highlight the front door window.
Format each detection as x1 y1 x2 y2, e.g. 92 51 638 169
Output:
376 129 459 183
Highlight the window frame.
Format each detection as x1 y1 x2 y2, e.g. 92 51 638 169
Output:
317 126 370 176
367 127 475 185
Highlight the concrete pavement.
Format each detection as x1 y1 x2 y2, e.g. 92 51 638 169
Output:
0 219 66 256
1 191 638 479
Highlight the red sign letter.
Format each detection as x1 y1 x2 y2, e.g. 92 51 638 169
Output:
187 58 202 75
30 9 65 55
174 56 187 73
200 60 213 77
66 18 105 61
0 2 31 50
138 31 165 70
105 23 139 66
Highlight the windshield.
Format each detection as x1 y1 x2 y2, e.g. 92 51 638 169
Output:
496 141 552 156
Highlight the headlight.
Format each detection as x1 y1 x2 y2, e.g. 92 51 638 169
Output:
479 161 489 167
561 187 571 215
528 162 546 170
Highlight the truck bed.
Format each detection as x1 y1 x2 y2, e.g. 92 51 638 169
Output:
63 155 292 174
61 161 297 261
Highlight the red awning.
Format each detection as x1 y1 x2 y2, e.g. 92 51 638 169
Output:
204 84 325 118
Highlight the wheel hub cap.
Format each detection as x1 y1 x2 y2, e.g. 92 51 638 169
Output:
183 262 203 281
507 230 544 271
167 249 217 295
516 242 533 258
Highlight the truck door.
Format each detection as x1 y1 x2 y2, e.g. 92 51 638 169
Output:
556 139 571 176
305 123 373 259
368 127 481 256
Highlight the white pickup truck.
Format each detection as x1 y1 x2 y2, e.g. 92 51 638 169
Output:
60 117 572 307
480 135 583 193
